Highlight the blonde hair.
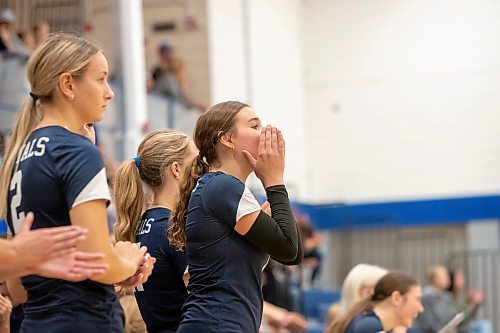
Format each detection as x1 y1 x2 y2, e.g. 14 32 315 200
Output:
337 263 388 315
113 130 191 243
0 33 101 218
328 272 418 333
168 101 248 250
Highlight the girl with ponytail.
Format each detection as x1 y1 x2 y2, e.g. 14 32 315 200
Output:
0 33 152 332
169 101 303 333
327 272 424 333
114 130 197 333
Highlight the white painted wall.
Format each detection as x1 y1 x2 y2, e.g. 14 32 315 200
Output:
207 0 307 199
208 0 500 204
207 0 248 103
303 0 500 203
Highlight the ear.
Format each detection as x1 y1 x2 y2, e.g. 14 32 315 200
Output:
218 131 233 150
170 162 181 180
391 290 403 306
57 72 75 100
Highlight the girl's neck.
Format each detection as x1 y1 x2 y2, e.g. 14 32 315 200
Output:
210 158 252 184
149 185 178 210
36 103 83 133
373 302 399 331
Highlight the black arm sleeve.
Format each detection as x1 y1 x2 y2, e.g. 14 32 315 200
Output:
274 222 303 266
244 185 304 265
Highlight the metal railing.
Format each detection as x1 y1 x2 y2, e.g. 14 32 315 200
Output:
0 55 198 162
0 0 84 33
449 249 500 333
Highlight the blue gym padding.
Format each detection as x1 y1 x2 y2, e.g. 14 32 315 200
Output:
303 288 341 321
294 195 500 230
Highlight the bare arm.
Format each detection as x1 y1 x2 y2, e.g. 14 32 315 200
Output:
70 200 145 284
0 267 31 280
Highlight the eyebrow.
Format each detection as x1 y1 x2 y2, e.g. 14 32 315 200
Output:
247 117 260 123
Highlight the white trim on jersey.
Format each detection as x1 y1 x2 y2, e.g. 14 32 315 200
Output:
72 168 111 208
262 255 270 271
236 186 261 222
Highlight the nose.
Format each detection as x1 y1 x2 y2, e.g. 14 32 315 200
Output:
105 82 114 100
418 302 424 313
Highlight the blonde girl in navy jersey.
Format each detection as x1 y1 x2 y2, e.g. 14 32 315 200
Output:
113 129 197 333
0 33 154 333
169 101 303 333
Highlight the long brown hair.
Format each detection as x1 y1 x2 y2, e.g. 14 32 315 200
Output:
326 272 418 333
168 101 248 250
0 33 100 218
114 130 191 243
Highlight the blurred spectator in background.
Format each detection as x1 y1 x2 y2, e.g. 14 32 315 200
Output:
152 43 185 98
33 20 50 47
0 9 30 59
144 38 154 92
17 31 35 53
263 259 303 314
414 265 459 332
151 43 205 111
448 269 485 333
296 213 323 287
326 263 388 327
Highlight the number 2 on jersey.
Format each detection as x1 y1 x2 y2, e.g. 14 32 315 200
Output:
10 170 25 233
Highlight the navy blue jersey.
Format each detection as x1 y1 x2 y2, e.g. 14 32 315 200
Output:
134 207 188 333
345 310 384 333
178 172 269 333
6 126 123 332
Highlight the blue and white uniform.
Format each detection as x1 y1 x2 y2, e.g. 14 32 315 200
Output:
135 207 187 333
177 171 269 333
6 126 123 333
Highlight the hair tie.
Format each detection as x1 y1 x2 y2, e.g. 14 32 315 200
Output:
29 92 39 101
133 156 141 167
198 154 209 166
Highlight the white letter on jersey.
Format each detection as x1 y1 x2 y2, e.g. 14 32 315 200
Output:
34 137 49 156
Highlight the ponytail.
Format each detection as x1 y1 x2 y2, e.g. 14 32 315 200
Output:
0 98 40 218
326 299 374 333
114 159 144 242
168 154 209 250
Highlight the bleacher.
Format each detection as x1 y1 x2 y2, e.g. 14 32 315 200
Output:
303 288 340 332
